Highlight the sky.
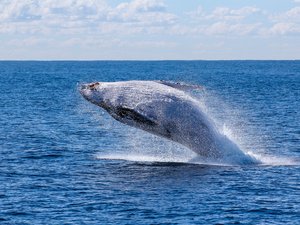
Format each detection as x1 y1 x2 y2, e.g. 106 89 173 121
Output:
0 0 300 60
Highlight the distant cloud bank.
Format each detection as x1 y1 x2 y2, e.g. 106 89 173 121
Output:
0 0 299 59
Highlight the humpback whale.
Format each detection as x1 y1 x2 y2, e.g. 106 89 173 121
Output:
80 80 258 164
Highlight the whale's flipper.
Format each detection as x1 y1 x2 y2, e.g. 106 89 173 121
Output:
114 107 157 126
155 80 203 91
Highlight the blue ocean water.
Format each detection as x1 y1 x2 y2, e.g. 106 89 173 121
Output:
0 61 299 224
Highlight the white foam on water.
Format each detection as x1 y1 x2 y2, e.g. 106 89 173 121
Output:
247 152 299 166
94 117 298 167
95 144 299 167
96 153 191 164
95 152 238 166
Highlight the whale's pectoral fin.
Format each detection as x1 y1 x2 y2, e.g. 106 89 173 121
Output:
115 107 157 126
155 80 203 91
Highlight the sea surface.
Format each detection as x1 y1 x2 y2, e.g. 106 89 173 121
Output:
0 61 299 224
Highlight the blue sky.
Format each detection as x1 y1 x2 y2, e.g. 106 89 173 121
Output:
0 0 300 60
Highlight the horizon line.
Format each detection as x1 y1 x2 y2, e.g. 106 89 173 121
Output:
0 59 299 62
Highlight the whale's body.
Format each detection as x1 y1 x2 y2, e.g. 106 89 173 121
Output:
80 80 258 164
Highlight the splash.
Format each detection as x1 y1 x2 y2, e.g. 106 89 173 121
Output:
96 152 299 166
92 109 297 167
248 152 299 166
96 153 192 164
95 124 261 166
187 89 298 166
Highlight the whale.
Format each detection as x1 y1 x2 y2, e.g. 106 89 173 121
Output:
79 80 258 164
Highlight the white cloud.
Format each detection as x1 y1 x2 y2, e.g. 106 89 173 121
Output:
267 7 300 35
270 7 300 22
0 0 109 35
189 6 261 21
269 22 300 35
186 5 300 36
115 0 166 14
207 6 260 21
0 0 176 35
1 1 300 60
185 6 262 36
205 22 261 35
0 0 109 22
3 1 298 38
107 0 176 25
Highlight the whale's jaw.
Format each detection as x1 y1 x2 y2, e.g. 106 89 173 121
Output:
79 83 93 103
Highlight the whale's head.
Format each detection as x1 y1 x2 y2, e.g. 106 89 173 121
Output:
80 82 112 111
79 81 185 139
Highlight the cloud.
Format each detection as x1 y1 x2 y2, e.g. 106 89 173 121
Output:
270 7 300 22
114 0 166 14
1 0 300 60
107 0 176 25
205 22 261 35
267 7 300 35
0 0 176 35
189 6 261 21
0 0 108 35
185 6 263 36
207 6 260 21
0 0 108 22
186 5 300 36
269 22 300 35
2 1 298 38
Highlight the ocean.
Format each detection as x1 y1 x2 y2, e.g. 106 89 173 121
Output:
0 61 299 224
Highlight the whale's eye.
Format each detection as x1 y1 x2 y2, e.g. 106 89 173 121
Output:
116 107 157 126
88 82 100 90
